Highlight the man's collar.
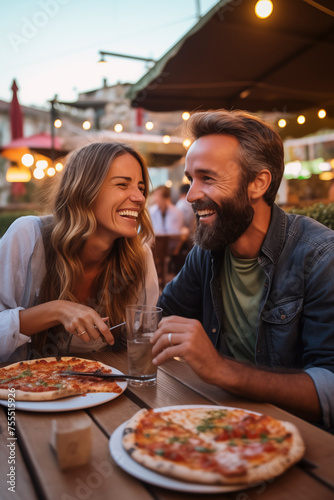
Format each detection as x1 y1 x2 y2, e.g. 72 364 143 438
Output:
260 204 287 264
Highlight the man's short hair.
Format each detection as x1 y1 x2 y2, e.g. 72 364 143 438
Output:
153 185 171 199
179 184 190 196
187 109 284 206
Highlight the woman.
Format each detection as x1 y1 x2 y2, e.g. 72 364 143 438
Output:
0 142 159 362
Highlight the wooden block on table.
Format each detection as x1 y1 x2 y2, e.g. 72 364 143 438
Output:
50 416 92 470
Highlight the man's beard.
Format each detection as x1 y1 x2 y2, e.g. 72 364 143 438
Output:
192 186 254 252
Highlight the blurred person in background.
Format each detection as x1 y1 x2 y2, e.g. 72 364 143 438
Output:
148 185 185 235
176 183 196 235
0 142 159 362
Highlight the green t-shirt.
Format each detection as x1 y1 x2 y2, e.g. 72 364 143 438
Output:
220 247 266 363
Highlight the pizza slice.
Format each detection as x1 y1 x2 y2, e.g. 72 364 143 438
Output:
0 357 123 401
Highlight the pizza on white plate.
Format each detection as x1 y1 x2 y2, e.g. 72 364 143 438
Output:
0 357 123 401
122 406 305 485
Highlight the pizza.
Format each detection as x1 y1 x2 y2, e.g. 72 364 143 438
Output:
122 405 305 485
0 357 123 401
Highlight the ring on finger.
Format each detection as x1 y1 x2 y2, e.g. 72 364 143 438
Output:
168 332 174 346
77 330 86 337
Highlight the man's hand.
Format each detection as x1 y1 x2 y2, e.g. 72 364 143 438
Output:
151 315 221 383
151 315 322 423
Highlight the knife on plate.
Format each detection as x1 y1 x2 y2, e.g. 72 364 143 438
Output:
60 371 153 381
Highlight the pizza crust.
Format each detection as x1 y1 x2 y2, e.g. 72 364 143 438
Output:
0 387 83 401
122 408 305 485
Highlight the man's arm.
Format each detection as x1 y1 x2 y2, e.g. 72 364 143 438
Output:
151 316 322 423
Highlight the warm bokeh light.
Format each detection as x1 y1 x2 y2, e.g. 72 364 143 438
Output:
33 169 45 179
21 153 34 167
162 135 171 144
182 175 190 184
297 115 306 125
165 180 173 188
183 138 192 148
54 119 62 128
82 120 91 130
47 167 56 177
6 166 31 182
278 119 287 128
114 123 123 133
319 162 331 172
55 162 64 172
319 171 334 181
318 109 326 119
36 160 48 170
255 0 273 19
182 112 190 121
145 121 154 131
330 159 334 168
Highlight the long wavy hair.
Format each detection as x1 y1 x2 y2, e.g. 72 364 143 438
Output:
33 142 154 354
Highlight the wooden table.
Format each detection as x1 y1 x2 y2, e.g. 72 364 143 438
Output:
1 350 334 500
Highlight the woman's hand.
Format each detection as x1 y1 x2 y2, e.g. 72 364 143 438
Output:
56 301 114 344
150 315 221 383
19 300 114 345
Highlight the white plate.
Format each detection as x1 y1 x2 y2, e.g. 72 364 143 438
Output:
0 366 127 413
109 404 254 493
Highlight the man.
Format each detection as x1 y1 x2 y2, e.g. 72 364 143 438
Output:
176 183 196 234
151 109 334 431
149 185 185 235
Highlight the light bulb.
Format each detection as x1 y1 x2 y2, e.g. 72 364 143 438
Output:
54 119 62 128
255 0 273 19
114 123 123 133
278 119 287 128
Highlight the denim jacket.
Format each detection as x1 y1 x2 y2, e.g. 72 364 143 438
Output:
158 204 334 429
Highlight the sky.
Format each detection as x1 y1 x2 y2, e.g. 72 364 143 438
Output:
0 0 218 109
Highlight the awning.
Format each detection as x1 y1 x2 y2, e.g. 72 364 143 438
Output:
128 0 334 116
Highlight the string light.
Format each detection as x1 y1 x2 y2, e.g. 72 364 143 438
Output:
183 139 192 148
297 115 306 125
163 135 171 144
36 160 48 170
55 162 63 172
33 169 45 180
54 119 62 128
114 123 123 132
47 167 56 177
82 120 91 130
182 112 190 121
145 121 154 131
255 0 273 19
318 109 326 119
278 119 287 128
21 154 34 167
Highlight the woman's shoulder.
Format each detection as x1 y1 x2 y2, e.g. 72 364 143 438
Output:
2 215 51 245
4 215 38 233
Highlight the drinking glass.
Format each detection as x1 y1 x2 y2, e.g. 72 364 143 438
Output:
126 305 162 386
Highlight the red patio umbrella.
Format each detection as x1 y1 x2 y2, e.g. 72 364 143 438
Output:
8 79 27 197
10 80 23 140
